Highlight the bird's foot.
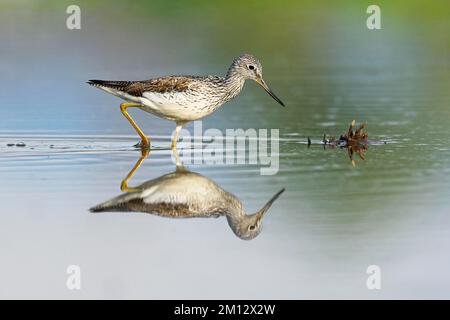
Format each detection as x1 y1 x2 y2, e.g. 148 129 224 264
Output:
133 138 151 150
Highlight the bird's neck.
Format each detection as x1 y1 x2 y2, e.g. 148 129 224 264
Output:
221 192 245 218
223 194 246 228
223 68 245 101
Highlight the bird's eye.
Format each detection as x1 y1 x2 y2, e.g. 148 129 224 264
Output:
249 225 256 231
248 65 255 70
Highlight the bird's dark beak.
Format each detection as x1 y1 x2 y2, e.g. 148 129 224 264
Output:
255 188 286 219
256 78 285 107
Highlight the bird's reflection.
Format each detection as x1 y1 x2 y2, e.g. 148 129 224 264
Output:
90 149 285 240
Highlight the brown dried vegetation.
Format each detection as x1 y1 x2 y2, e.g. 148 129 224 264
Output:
320 120 369 167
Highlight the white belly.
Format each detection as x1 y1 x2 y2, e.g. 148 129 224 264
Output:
138 91 219 122
97 86 222 122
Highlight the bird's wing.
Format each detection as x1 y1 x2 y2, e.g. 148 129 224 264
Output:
126 76 200 96
88 76 201 97
90 172 225 218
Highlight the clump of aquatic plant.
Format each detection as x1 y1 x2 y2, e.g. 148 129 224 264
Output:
340 120 368 144
309 120 369 167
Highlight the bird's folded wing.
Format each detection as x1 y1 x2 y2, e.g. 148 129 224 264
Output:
125 76 197 97
88 76 198 97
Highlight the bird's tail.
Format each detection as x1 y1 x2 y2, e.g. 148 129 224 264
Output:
87 79 132 91
89 192 137 213
89 200 126 213
89 203 114 213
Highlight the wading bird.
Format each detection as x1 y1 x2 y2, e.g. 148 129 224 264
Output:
88 54 285 149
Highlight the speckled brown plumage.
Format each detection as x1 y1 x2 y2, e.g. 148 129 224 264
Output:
90 198 224 218
88 76 197 97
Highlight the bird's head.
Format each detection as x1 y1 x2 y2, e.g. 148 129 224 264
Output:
228 54 285 107
227 188 285 240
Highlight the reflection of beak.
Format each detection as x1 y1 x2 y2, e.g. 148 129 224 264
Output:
256 78 285 107
255 188 286 220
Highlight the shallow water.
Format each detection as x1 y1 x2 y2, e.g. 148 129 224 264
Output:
1 1 450 299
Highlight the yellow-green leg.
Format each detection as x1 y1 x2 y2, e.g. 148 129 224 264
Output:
120 148 150 193
120 102 150 149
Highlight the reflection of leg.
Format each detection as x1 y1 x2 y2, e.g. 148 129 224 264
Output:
120 102 150 148
171 122 183 150
121 149 150 193
173 147 189 173
172 147 182 168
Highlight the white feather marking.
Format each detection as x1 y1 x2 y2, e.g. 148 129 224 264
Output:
95 86 141 103
140 91 215 121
